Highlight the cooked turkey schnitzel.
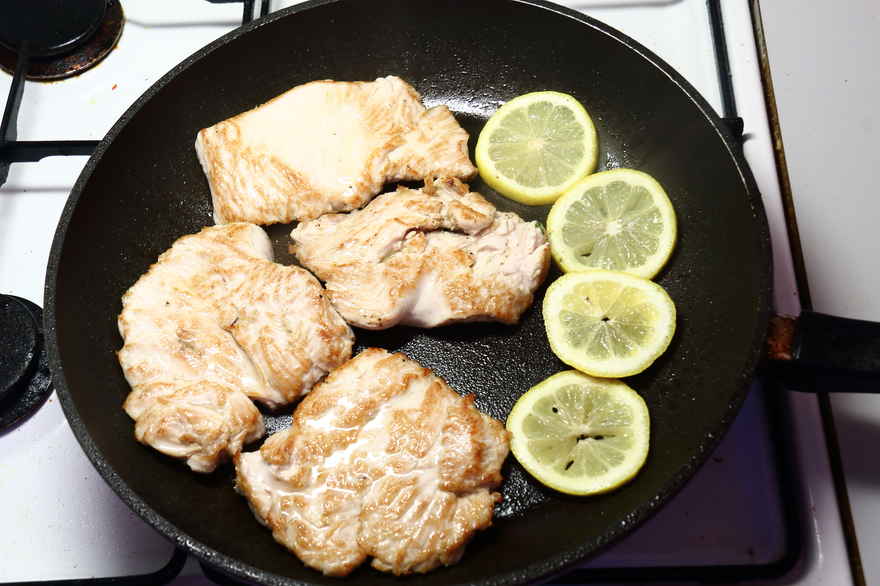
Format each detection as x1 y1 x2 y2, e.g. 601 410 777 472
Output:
235 348 509 576
291 176 550 329
118 223 353 472
196 76 476 225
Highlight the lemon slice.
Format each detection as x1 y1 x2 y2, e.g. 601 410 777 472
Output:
507 370 650 495
543 271 676 378
475 91 598 205
547 169 677 279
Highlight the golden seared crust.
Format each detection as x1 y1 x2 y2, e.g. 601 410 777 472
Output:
290 177 551 329
118 223 353 473
386 105 479 182
195 76 477 225
127 381 263 474
228 261 353 403
196 123 324 225
235 348 510 576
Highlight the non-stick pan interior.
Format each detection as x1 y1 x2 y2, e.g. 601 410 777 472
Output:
48 1 771 584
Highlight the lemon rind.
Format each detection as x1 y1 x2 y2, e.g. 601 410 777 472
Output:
547 169 677 279
475 91 599 205
542 271 677 378
507 370 650 495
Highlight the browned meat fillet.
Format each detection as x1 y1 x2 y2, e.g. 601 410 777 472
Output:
118 223 353 472
290 176 551 329
195 76 476 225
235 348 510 576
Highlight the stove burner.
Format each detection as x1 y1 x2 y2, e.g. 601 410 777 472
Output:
0 296 37 403
0 0 107 57
0 295 52 432
0 0 124 81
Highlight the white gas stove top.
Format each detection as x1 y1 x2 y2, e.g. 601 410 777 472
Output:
0 1 854 584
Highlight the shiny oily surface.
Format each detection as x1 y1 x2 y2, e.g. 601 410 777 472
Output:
46 1 770 584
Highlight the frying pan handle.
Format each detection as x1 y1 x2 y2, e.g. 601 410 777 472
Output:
767 311 880 392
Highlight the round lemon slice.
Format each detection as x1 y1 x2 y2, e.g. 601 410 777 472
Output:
475 91 598 205
507 370 650 495
543 271 676 378
547 169 677 279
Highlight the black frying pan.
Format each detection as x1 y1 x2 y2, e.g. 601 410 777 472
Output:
45 1 773 584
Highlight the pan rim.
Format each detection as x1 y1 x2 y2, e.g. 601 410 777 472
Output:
44 0 772 584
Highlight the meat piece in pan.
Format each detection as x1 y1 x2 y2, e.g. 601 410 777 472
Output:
195 76 476 225
290 176 551 329
235 348 510 577
118 223 353 472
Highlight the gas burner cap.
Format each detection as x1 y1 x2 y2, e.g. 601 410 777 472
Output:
0 0 107 58
0 295 52 432
0 0 124 81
